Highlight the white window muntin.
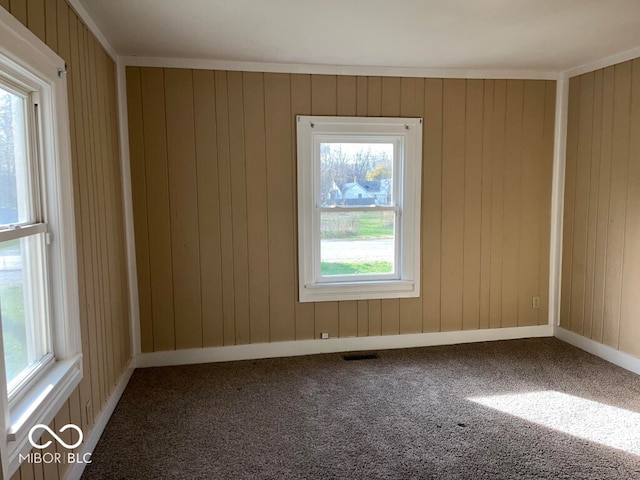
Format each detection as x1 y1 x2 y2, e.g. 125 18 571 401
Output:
297 116 422 303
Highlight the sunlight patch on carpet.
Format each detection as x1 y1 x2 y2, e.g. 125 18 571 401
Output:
469 391 640 456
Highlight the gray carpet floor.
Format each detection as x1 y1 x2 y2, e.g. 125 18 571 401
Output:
81 338 640 479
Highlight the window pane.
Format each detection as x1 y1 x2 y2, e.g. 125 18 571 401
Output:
320 211 395 276
0 86 31 226
320 142 393 207
1 234 48 388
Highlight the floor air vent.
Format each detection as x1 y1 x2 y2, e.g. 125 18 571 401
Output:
342 353 379 361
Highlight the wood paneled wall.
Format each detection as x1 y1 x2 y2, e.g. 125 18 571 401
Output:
2 1 131 479
127 68 556 352
562 59 640 358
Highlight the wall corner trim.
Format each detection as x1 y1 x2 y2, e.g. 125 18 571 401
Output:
64 363 135 480
116 59 141 357
135 326 554 368
548 78 569 327
554 327 640 376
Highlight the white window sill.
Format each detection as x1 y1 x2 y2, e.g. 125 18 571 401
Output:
301 280 417 302
6 354 82 472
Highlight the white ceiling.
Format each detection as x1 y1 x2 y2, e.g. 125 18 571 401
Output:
77 0 640 73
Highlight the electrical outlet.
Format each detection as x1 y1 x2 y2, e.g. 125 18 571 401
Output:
85 401 93 425
532 296 541 309
321 332 330 340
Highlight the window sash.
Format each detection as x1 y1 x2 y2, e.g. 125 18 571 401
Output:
0 83 41 228
1 230 52 403
315 209 401 283
0 80 51 401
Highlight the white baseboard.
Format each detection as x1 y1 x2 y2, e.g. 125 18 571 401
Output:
554 326 640 376
65 363 135 480
135 325 554 368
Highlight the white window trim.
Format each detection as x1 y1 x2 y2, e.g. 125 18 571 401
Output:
0 8 81 479
297 115 422 303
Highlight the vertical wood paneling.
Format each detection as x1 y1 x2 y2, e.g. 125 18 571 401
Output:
290 74 315 340
140 68 175 351
311 74 337 115
264 73 295 342
75 17 102 416
243 72 270 343
95 43 116 390
488 80 507 328
479 80 494 329
26 0 45 41
357 300 368 337
423 79 443 333
0 0 8 12
214 71 236 346
602 62 631 348
80 28 104 407
381 77 401 116
337 75 356 115
356 76 367 116
563 58 640 359
19 461 33 480
227 71 251 345
66 9 95 433
569 73 594 334
53 403 71 479
44 0 56 51
129 71 554 351
591 67 615 343
339 301 357 338
10 0 27 25
441 79 465 331
193 70 224 347
367 77 382 116
164 68 202 349
126 67 153 352
368 299 382 336
518 81 545 327
619 58 640 357
87 33 109 404
582 71 602 337
462 80 483 330
501 80 524 328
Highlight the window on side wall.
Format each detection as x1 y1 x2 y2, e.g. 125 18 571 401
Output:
0 8 81 478
297 116 422 302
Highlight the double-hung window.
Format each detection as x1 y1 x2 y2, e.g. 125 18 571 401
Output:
297 116 422 302
0 8 81 478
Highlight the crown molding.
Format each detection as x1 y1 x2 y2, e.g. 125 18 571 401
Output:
65 0 117 61
562 45 640 79
120 55 561 80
